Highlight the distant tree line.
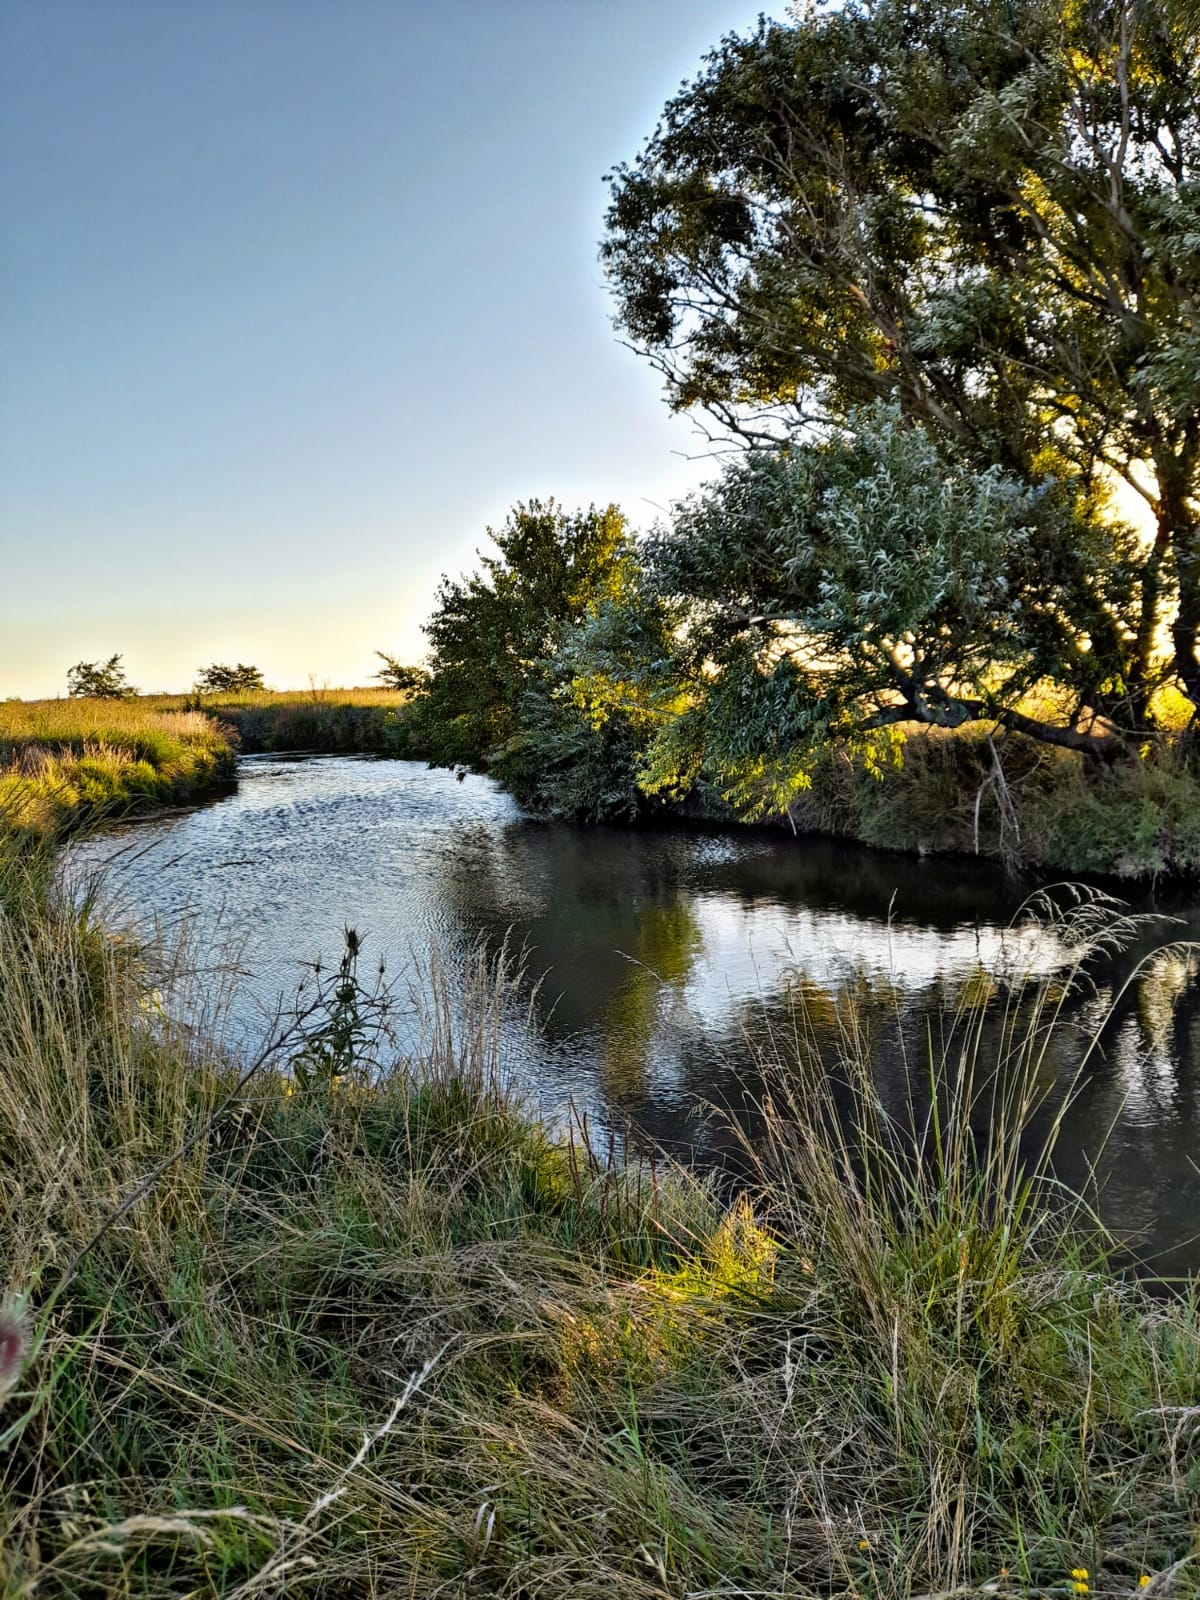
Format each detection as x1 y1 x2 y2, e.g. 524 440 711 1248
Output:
65 658 268 699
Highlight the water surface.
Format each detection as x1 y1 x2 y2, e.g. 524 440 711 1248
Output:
73 755 1200 1273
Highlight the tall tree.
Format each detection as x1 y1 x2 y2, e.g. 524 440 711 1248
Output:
416 500 648 816
603 0 1200 727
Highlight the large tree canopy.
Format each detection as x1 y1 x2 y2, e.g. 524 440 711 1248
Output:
635 405 1139 815
602 0 1200 724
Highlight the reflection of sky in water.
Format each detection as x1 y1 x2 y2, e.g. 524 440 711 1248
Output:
68 755 1200 1271
677 895 1062 1026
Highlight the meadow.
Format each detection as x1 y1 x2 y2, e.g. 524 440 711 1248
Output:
0 687 423 842
0 698 236 839
1 834 1198 1597
151 687 412 755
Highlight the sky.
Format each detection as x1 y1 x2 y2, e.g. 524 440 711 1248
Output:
0 0 789 699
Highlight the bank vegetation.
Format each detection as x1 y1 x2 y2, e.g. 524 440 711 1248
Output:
1 832 1199 1596
0 700 236 839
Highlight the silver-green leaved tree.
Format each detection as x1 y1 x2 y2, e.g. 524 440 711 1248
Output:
603 0 1200 740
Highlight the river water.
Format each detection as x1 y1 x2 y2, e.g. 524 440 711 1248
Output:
71 754 1200 1273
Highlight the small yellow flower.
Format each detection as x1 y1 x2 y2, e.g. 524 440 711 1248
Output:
1074 1585 1089 1594
1139 1580 1151 1590
858 1538 870 1551
1072 1570 1090 1582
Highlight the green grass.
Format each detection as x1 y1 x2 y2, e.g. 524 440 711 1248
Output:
149 687 415 755
0 700 236 840
1 842 1199 1596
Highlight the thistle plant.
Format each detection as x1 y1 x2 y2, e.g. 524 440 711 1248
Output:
290 926 396 1091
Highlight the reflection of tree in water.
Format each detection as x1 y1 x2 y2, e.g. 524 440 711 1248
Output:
431 819 709 1043
595 897 702 1103
425 808 1200 1264
701 835 1032 928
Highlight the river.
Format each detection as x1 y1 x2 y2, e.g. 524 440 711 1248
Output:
70 754 1200 1273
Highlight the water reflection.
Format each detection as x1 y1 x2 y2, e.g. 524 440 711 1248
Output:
70 755 1200 1271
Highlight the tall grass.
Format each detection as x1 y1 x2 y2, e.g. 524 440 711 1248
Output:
149 687 414 755
0 700 235 839
1 850 1198 1595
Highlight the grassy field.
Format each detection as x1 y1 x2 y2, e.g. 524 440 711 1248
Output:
143 686 413 755
0 687 421 839
0 699 236 839
2 838 1199 1597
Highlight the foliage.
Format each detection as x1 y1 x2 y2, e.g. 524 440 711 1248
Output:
400 469 1200 867
603 0 1200 725
138 687 415 756
417 499 660 819
66 654 136 700
195 662 266 694
214 698 409 755
773 722 1200 876
371 652 428 692
635 404 1139 816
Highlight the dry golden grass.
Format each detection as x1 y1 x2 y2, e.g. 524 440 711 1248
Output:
0 698 220 752
147 686 408 711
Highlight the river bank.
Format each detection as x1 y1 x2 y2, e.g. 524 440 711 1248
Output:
0 691 412 841
769 724 1200 880
2 833 1199 1596
174 685 410 755
64 750 1200 1276
6 691 1200 883
0 698 236 839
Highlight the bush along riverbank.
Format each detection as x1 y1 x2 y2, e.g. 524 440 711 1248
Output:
771 725 1200 879
0 699 236 840
392 496 1200 881
2 842 1199 1597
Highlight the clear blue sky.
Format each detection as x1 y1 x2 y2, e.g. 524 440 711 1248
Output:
0 0 786 698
